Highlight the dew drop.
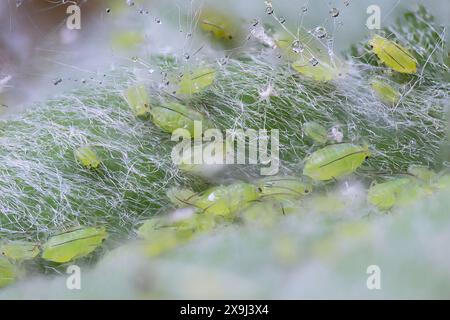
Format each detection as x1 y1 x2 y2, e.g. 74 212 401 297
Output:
279 17 286 24
266 6 274 15
344 0 350 6
309 57 319 66
126 0 135 6
329 8 339 17
291 40 304 53
301 6 308 13
183 53 190 60
53 78 62 86
16 0 23 8
251 19 259 27
81 79 86 84
155 18 162 24
313 26 327 39
106 8 111 14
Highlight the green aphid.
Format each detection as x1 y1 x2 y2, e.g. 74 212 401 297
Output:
74 146 101 169
407 165 436 183
124 84 150 117
178 68 216 95
303 143 370 181
177 139 228 177
367 178 413 210
42 226 107 263
240 198 300 227
166 187 199 207
370 79 400 106
199 9 237 42
255 176 313 200
144 229 193 257
395 183 431 207
0 257 19 288
239 200 285 227
137 221 193 257
303 121 328 145
1 241 40 262
193 183 259 218
305 193 346 214
292 56 339 82
111 31 144 51
369 35 418 74
150 102 206 136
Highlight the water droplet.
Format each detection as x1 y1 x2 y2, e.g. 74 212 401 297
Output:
291 40 304 53
53 78 62 85
106 8 111 14
183 53 190 60
279 17 286 24
251 19 259 27
344 0 350 6
81 79 86 84
126 0 135 6
266 6 274 15
313 26 327 39
309 57 319 66
219 56 229 65
16 0 23 8
155 18 162 24
138 8 144 14
186 33 192 38
329 8 339 17
301 6 308 13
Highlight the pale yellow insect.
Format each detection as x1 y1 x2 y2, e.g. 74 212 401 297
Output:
303 144 370 181
369 35 418 74
74 146 101 169
1 241 40 262
370 79 400 106
0 257 19 288
177 68 216 95
124 84 150 117
42 226 107 263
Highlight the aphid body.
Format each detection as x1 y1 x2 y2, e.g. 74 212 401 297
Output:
42 226 107 263
303 143 370 181
369 35 417 74
74 146 101 169
303 121 328 144
1 241 40 262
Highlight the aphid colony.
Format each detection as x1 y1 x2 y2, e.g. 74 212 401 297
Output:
1 17 436 289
